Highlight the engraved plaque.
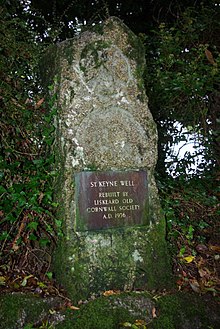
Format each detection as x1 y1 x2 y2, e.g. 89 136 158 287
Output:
75 170 148 231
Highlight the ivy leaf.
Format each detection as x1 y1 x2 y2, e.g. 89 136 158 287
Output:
0 185 7 194
46 272 53 280
27 221 38 230
39 238 50 247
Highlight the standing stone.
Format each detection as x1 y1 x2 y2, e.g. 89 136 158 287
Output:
42 17 172 301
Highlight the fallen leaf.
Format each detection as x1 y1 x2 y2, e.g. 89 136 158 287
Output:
68 305 80 310
38 192 44 204
135 319 146 325
189 279 201 293
25 98 32 104
35 98 45 109
152 307 157 318
198 267 211 279
209 245 220 253
183 255 195 263
177 279 183 287
103 290 120 296
205 49 216 65
12 244 19 251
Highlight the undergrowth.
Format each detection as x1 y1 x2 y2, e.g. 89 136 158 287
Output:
158 176 220 295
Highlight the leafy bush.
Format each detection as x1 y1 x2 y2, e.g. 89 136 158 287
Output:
0 4 59 279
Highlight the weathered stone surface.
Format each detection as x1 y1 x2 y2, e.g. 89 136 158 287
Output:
1 292 220 329
0 293 64 329
42 17 172 301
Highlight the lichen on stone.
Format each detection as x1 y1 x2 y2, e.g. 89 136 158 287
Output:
43 17 173 301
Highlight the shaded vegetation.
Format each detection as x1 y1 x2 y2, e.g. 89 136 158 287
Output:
0 3 59 286
160 177 220 294
144 5 220 178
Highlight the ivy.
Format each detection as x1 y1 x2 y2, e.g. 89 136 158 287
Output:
0 4 60 277
144 5 220 178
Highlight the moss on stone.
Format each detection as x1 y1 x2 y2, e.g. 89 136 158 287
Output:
43 16 172 303
0 293 54 329
103 17 146 97
136 220 173 289
52 219 173 302
104 17 145 63
56 293 152 329
57 297 133 329
80 40 111 60
91 22 105 35
150 292 220 329
58 291 220 329
79 39 112 77
62 39 75 66
1 291 219 329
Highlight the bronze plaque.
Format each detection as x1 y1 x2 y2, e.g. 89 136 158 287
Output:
75 170 148 231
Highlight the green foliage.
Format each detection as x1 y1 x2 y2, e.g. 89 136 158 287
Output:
0 4 59 276
160 175 218 242
144 5 220 177
145 6 220 121
157 174 219 294
3 1 218 180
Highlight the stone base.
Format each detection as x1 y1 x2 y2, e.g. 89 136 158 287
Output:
53 219 172 301
1 291 220 329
